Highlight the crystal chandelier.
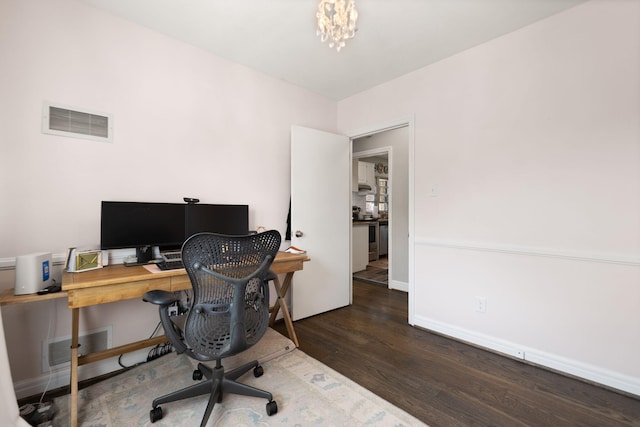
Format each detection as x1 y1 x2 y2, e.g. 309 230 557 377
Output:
316 0 358 52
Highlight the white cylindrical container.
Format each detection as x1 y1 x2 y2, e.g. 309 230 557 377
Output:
14 252 52 295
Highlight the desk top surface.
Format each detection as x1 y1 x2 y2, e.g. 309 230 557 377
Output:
0 252 309 305
0 287 68 306
61 251 309 292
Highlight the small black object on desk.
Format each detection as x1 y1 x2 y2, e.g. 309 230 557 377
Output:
38 284 61 295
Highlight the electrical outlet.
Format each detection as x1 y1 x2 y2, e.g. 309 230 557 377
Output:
475 296 487 313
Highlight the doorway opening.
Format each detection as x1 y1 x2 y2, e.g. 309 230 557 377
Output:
347 116 414 323
352 148 390 287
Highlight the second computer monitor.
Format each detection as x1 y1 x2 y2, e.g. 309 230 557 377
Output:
185 204 249 238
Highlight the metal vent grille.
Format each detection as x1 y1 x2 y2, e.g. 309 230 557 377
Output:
42 327 112 371
42 102 113 142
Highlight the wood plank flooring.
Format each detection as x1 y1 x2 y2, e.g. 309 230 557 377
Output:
352 264 388 286
353 256 389 286
274 280 640 427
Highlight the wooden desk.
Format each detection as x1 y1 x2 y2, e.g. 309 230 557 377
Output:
0 251 308 427
0 288 68 306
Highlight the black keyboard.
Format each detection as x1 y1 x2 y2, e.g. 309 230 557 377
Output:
162 251 182 261
157 260 184 270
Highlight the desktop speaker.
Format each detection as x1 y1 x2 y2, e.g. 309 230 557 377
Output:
14 252 52 295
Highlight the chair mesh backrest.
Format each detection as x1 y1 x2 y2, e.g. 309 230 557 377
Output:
181 230 281 360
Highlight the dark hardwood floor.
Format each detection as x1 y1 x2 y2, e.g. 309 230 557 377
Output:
274 280 640 427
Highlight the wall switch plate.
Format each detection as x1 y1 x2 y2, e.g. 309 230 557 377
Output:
475 296 487 313
430 184 438 197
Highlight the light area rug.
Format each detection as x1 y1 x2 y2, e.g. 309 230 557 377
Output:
51 328 426 426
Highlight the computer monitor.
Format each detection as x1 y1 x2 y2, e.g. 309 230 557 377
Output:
185 204 249 238
100 201 185 263
100 201 250 264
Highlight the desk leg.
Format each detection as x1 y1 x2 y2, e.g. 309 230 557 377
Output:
70 308 79 427
269 273 299 347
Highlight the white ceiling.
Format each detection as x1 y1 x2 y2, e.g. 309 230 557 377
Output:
78 0 587 100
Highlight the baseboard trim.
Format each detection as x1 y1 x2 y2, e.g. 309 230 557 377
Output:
13 348 150 399
389 279 408 292
413 314 640 398
416 238 640 266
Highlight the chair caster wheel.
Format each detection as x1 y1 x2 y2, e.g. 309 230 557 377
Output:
266 400 278 416
254 365 264 377
193 369 203 380
150 406 163 423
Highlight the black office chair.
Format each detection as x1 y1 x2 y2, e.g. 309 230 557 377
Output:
142 230 281 426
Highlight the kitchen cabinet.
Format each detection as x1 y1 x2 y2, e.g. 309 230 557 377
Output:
353 161 376 193
352 223 369 272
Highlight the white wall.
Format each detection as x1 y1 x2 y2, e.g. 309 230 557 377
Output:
0 0 336 397
338 0 640 395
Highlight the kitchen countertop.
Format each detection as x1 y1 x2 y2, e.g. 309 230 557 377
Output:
353 218 388 224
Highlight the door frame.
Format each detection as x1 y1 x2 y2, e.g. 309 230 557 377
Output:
346 116 416 325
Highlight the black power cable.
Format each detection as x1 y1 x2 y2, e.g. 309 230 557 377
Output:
117 321 174 369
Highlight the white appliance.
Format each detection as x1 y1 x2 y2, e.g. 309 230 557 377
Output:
14 252 52 295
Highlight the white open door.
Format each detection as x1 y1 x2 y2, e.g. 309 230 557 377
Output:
290 125 351 320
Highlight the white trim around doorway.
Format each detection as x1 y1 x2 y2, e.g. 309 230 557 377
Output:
346 115 415 325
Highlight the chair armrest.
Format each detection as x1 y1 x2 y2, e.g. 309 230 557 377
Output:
143 290 188 355
142 290 178 306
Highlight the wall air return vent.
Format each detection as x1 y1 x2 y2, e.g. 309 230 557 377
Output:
42 102 113 142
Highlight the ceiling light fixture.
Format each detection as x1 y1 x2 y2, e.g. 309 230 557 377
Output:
316 0 358 52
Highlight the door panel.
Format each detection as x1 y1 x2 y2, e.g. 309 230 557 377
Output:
290 126 351 320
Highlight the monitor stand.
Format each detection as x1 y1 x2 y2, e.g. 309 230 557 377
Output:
124 246 155 266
